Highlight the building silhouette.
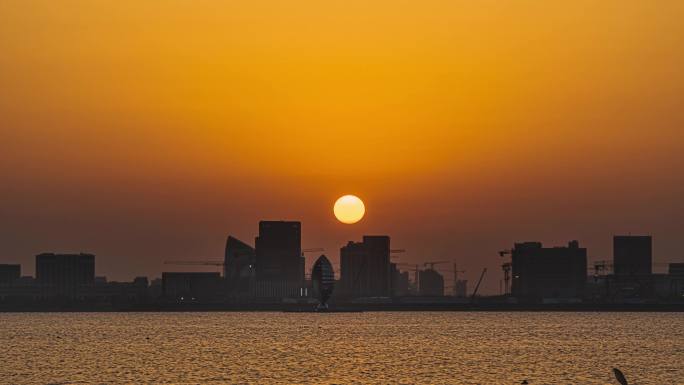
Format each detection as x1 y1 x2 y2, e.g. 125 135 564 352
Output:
311 255 335 308
254 221 303 298
391 265 410 297
613 235 652 276
224 236 255 295
162 272 222 302
35 253 95 299
511 241 587 300
255 221 302 281
0 264 20 285
419 268 444 296
454 279 468 297
340 235 391 298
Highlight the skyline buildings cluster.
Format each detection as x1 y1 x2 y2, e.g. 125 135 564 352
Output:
1 220 683 309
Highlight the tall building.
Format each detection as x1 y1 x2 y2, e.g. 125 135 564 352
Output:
0 264 20 285
391 264 410 297
35 253 95 299
340 235 390 298
613 235 652 276
254 221 303 298
224 236 255 295
510 241 587 300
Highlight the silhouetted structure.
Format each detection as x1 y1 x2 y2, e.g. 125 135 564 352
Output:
670 263 684 276
35 253 95 299
613 235 652 276
311 255 335 309
224 236 255 295
162 272 221 302
392 264 410 296
253 221 303 298
340 236 391 298
0 264 20 285
454 279 468 297
511 241 587 301
419 268 444 296
255 221 302 281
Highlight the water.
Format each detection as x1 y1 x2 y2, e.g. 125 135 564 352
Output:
1 312 682 384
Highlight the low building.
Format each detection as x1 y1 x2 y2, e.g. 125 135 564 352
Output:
392 265 410 297
35 253 95 300
0 264 21 285
419 269 444 296
454 279 468 297
162 272 222 302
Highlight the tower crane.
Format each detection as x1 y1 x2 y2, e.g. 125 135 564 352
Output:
499 249 513 295
423 260 449 270
452 262 466 282
302 248 324 257
390 249 406 259
164 260 223 266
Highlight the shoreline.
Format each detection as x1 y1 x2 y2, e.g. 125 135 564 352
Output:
2 302 683 313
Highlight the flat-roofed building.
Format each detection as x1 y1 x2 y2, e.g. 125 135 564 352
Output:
0 264 20 285
340 235 391 298
35 253 95 299
614 235 652 276
511 241 587 300
162 272 222 302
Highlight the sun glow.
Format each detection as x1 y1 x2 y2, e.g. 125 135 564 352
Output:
333 195 365 224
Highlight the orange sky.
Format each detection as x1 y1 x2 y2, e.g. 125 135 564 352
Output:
1 0 683 293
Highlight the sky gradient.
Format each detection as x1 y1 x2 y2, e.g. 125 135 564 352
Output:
1 1 683 293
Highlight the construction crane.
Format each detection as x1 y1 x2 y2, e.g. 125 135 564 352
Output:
470 268 487 301
390 249 406 259
302 248 324 257
499 249 513 296
452 262 466 281
164 260 223 266
423 260 449 270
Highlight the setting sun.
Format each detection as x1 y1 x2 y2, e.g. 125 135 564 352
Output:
333 195 365 224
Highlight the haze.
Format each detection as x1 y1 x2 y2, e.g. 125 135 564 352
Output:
1 1 683 293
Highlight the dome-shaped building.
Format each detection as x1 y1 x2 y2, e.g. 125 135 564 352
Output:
311 255 335 309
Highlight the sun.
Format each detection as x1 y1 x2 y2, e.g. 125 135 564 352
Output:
333 195 365 224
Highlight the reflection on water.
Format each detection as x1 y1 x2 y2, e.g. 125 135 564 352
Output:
1 312 682 384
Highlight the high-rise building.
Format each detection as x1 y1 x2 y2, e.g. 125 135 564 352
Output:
340 235 390 298
613 235 652 276
255 221 302 283
35 253 95 299
419 269 444 296
224 236 255 294
0 264 20 285
510 241 587 300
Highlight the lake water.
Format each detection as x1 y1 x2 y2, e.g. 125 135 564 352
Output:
1 312 682 384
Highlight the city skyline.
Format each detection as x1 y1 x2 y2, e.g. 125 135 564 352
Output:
2 2 683 383
1 1 683 295
1 220 679 296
